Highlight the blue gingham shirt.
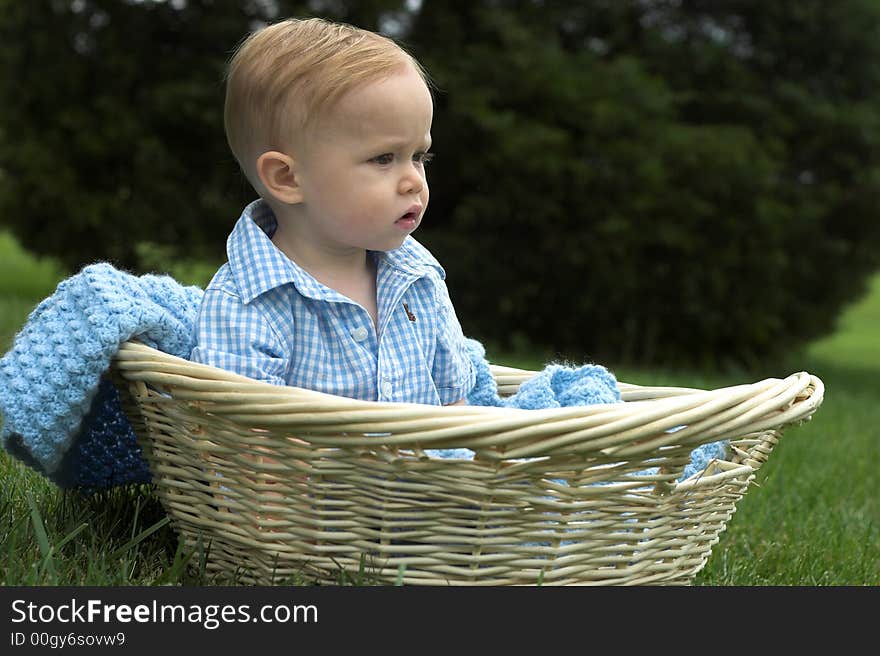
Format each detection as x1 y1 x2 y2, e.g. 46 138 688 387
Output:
191 200 475 405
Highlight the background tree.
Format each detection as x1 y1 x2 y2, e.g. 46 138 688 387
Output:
0 0 404 270
1 0 879 368
409 0 880 366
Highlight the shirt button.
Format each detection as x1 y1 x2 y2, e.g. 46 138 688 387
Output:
351 327 369 342
381 381 393 398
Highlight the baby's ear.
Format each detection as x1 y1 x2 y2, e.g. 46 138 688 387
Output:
255 151 303 204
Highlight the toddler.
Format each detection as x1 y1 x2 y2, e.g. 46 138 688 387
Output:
191 17 475 406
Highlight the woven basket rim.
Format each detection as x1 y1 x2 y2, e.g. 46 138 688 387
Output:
113 341 824 456
115 340 823 412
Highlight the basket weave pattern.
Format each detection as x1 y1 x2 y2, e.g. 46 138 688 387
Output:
113 341 823 585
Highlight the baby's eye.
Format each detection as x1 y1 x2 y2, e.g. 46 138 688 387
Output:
415 152 435 165
370 153 394 165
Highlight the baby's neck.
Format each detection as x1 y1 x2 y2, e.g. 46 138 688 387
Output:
322 257 379 329
271 220 379 328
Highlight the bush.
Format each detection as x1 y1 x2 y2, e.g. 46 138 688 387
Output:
410 1 880 367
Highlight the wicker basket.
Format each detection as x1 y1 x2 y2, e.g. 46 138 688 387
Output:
112 341 824 586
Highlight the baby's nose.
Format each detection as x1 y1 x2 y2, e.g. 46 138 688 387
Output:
399 167 425 194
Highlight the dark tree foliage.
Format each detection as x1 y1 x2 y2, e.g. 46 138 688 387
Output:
0 0 261 269
1 0 879 367
0 0 402 270
409 0 880 367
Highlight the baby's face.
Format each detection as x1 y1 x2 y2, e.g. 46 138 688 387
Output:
291 63 434 254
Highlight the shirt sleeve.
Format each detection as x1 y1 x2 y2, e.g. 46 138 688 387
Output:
190 288 289 386
432 278 476 405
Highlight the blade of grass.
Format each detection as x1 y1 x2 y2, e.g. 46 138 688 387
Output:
108 515 170 559
24 489 56 583
54 522 89 552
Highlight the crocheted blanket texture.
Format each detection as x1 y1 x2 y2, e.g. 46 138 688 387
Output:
0 263 725 491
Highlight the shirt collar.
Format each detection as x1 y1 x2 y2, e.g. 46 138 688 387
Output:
228 199 445 304
377 234 446 280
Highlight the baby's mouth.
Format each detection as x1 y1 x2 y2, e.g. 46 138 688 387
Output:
396 205 422 226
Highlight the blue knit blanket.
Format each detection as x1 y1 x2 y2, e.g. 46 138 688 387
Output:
0 263 726 491
0 264 203 489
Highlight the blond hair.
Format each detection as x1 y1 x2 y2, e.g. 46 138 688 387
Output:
224 17 429 189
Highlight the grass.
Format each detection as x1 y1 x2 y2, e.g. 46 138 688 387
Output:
694 276 880 585
0 233 877 585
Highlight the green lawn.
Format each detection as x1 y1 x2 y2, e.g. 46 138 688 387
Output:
692 280 880 585
1 232 877 585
